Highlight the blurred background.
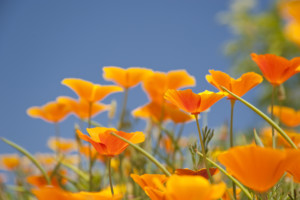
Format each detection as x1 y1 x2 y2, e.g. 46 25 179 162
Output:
1 0 299 155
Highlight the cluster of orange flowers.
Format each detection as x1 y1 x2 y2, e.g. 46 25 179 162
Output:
1 52 300 200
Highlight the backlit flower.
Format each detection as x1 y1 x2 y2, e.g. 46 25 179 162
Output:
218 145 286 192
251 53 300 86
131 174 167 191
102 66 153 89
57 96 109 120
164 89 224 115
142 70 195 103
27 171 67 187
206 70 263 100
269 105 300 127
27 101 71 123
284 149 300 183
77 127 145 157
61 78 123 103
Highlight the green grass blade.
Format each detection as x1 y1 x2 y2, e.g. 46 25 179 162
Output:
221 86 297 149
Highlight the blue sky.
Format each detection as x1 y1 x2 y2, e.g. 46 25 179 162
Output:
0 1 270 154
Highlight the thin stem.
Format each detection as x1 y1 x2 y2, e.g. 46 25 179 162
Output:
118 88 129 130
229 100 236 200
108 157 114 196
221 86 297 149
110 132 171 176
54 122 60 158
271 85 277 149
88 102 93 191
194 114 213 183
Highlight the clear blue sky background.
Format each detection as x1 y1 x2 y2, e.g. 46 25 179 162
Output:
0 1 270 154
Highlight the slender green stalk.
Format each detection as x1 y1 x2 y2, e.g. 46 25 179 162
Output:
229 100 236 200
88 102 93 191
253 129 264 147
196 151 252 200
108 157 114 196
118 88 129 130
221 86 297 149
1 137 51 184
271 85 277 149
194 114 213 183
110 132 171 176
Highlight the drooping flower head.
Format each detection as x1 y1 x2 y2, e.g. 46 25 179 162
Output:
206 70 263 100
27 101 71 123
218 145 287 193
251 53 300 86
164 89 224 115
77 127 145 157
57 96 109 120
102 66 153 89
61 78 123 103
143 70 196 103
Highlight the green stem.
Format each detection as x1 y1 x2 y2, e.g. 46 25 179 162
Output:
271 85 277 149
229 100 236 200
88 102 93 191
221 86 297 149
196 151 252 200
110 132 171 176
1 137 51 184
118 88 129 130
108 157 114 196
194 114 213 183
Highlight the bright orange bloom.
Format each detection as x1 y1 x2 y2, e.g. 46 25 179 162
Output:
284 149 300 183
57 96 109 119
222 188 241 200
206 70 263 100
143 175 226 200
164 89 224 115
130 174 167 191
27 101 71 123
269 105 300 127
0 154 20 171
47 137 76 154
218 145 287 193
175 168 219 179
251 53 300 86
285 21 300 46
77 127 145 157
61 78 123 103
132 101 193 124
142 70 195 103
27 171 67 187
102 66 153 89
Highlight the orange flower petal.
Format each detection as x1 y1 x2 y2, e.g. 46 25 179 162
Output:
218 145 286 192
284 149 300 183
270 106 300 127
175 168 219 179
131 174 167 190
103 66 153 88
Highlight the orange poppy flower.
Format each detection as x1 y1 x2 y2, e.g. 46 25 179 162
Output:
130 174 167 191
77 127 145 157
47 137 76 154
61 78 123 103
218 145 287 193
57 96 109 119
285 21 300 46
102 66 153 89
284 149 300 183
144 175 226 200
164 89 224 115
175 168 219 179
132 101 194 124
0 154 20 171
251 53 300 86
27 101 71 123
27 171 67 187
206 70 263 100
222 188 241 200
142 70 195 103
269 105 300 127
